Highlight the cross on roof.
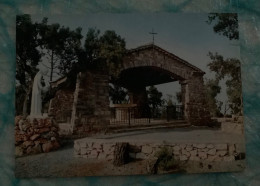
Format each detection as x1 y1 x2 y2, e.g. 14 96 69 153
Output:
149 28 157 44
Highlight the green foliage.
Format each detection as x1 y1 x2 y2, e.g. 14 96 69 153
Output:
208 52 242 115
147 86 164 117
207 13 239 40
109 84 128 104
16 14 41 115
37 18 83 81
205 78 223 117
175 92 182 104
82 28 126 77
155 147 175 171
16 14 41 86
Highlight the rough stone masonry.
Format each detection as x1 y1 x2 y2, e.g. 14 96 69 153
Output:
49 44 211 134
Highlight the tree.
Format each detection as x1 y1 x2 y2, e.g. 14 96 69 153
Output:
16 14 41 115
166 94 174 106
208 52 242 115
205 79 223 117
82 28 127 103
207 13 239 40
207 13 242 115
147 86 164 117
109 84 128 104
175 92 182 104
37 18 83 81
81 28 126 77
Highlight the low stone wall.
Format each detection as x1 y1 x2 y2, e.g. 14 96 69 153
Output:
74 138 245 163
216 116 244 134
221 122 244 134
15 116 60 157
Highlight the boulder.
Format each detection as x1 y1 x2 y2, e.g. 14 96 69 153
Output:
182 149 191 157
34 138 48 145
207 144 214 149
185 146 193 151
223 156 235 161
180 155 188 161
215 144 227 150
195 144 206 149
190 156 200 161
81 147 90 155
190 149 197 156
136 152 147 159
89 150 99 158
22 141 34 148
129 153 136 159
15 134 25 142
214 156 223 162
173 145 181 151
216 150 227 156
30 134 40 141
142 146 153 154
15 146 24 156
15 115 23 125
42 142 53 153
200 148 209 152
98 153 107 160
173 150 180 155
207 149 216 156
42 141 59 153
146 158 158 174
26 144 42 154
38 127 50 134
229 144 236 155
198 151 207 159
51 127 58 132
207 155 218 161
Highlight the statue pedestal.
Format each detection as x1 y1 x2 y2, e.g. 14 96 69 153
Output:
27 113 49 123
15 115 60 157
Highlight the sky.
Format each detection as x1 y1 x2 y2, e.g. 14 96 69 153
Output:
32 13 240 105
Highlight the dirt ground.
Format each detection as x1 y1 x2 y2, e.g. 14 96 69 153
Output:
15 127 245 178
15 140 150 178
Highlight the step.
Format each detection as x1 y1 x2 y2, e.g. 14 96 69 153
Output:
110 122 190 133
109 120 187 130
58 123 73 135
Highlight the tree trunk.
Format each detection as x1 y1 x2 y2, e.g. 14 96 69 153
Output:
113 142 129 166
22 87 31 117
22 93 28 117
50 50 54 82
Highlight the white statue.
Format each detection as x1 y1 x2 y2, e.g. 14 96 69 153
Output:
29 65 49 118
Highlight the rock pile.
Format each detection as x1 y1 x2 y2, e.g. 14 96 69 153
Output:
15 116 60 157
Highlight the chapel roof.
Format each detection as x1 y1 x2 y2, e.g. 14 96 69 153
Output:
126 43 205 74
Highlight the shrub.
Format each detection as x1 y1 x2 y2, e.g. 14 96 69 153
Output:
155 147 175 171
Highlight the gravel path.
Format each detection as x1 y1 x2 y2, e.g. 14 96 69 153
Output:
15 140 148 178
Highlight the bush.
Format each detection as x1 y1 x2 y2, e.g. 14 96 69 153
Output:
155 147 175 171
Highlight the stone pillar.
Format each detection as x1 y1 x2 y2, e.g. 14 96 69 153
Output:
128 87 148 107
180 80 188 119
185 73 211 126
72 70 110 133
128 86 150 117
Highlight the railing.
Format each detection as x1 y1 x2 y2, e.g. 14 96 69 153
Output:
166 105 184 121
110 106 150 125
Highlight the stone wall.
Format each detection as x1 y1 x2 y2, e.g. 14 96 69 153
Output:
185 74 211 126
15 116 60 157
122 44 211 126
74 139 245 163
72 70 110 133
49 89 74 123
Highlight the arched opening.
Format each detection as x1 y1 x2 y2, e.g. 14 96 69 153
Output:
110 66 185 125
